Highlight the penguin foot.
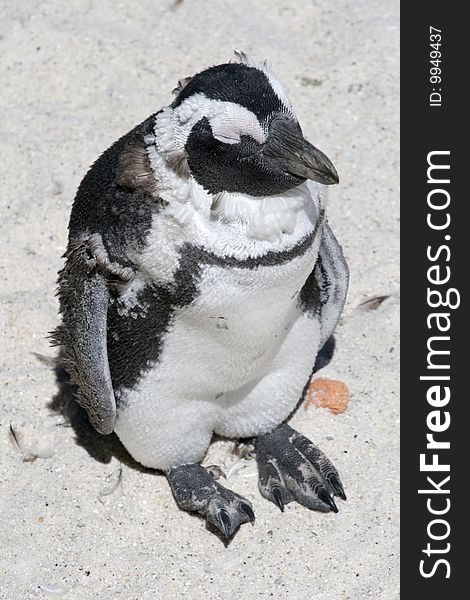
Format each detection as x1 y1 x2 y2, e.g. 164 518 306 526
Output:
167 463 255 539
255 423 346 513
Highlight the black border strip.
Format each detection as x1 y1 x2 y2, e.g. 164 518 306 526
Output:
401 4 466 596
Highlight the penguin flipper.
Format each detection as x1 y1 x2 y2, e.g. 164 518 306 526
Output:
315 222 349 347
300 222 349 348
52 234 132 435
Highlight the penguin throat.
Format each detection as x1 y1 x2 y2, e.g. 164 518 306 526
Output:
209 189 308 242
145 110 316 243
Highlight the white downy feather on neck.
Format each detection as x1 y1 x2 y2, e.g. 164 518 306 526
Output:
145 100 323 245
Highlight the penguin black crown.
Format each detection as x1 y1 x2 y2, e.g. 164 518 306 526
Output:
53 52 349 539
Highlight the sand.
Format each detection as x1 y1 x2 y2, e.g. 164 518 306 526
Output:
0 1 399 598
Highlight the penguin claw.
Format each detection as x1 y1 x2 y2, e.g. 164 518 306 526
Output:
256 424 346 514
329 474 347 500
167 463 255 540
240 502 256 523
218 508 233 538
271 487 285 512
317 487 338 513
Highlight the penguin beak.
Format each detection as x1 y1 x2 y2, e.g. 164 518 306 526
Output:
285 139 339 185
264 116 339 185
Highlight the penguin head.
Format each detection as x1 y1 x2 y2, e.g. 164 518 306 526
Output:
159 53 338 198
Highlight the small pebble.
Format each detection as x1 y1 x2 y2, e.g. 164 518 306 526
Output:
304 378 349 415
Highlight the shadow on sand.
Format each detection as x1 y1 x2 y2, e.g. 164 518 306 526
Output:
48 361 148 472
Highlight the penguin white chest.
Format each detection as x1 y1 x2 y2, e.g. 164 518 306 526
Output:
167 258 311 393
113 240 320 470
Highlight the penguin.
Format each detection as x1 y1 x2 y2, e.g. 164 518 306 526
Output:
53 52 349 539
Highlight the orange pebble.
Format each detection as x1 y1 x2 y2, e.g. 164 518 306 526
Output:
304 378 349 415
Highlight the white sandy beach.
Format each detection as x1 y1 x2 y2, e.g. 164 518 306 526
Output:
0 1 399 598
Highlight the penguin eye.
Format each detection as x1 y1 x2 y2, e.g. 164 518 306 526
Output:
210 118 241 145
213 131 241 145
209 111 266 146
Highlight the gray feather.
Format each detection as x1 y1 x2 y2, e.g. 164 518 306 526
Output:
52 237 116 434
315 222 349 347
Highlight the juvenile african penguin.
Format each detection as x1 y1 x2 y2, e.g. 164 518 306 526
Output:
53 52 349 539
